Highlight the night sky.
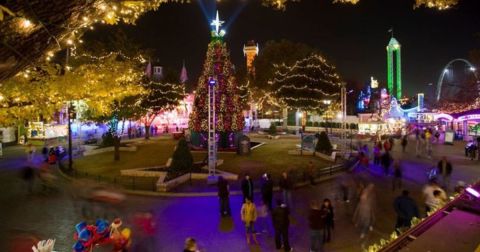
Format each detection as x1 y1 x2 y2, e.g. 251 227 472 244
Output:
90 0 480 95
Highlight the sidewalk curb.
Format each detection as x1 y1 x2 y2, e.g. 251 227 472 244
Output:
56 162 346 198
124 171 346 198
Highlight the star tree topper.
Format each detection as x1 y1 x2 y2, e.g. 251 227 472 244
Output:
211 11 226 37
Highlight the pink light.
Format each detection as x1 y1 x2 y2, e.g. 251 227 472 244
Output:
466 187 480 198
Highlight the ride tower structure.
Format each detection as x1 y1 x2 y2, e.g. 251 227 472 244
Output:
386 36 402 100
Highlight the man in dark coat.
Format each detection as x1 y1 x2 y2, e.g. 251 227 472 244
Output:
381 151 392 176
437 156 453 190
261 173 274 211
393 190 419 233
308 200 326 251
241 173 254 203
217 176 231 216
272 200 292 251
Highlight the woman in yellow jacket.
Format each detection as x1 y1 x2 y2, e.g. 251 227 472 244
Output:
241 198 259 245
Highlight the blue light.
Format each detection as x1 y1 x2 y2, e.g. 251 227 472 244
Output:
209 78 216 86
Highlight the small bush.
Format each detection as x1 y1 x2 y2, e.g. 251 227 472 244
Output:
268 124 277 135
169 138 194 173
315 131 333 155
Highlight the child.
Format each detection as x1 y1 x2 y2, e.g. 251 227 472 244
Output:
241 198 258 245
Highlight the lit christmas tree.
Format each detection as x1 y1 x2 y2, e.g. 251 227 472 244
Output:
189 12 245 148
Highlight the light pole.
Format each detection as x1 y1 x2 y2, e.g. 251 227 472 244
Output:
322 100 331 133
340 84 347 153
207 77 217 184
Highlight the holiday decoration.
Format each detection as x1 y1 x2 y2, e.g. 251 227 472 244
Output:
271 54 343 111
189 13 245 149
73 219 111 252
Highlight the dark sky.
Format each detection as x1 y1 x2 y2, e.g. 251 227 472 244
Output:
91 0 480 95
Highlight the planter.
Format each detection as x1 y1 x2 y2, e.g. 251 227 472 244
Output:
120 159 237 192
83 145 137 156
314 151 337 162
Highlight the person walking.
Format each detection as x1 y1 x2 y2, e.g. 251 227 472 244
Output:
257 201 269 234
381 151 392 176
279 171 293 209
392 160 402 191
373 144 381 166
261 173 274 211
306 161 316 185
308 200 326 252
241 198 259 245
217 176 231 217
272 200 292 251
23 165 36 194
401 135 408 153
353 183 376 239
321 198 334 243
425 129 432 159
437 156 452 191
393 190 419 233
383 140 391 153
241 174 254 203
415 129 421 157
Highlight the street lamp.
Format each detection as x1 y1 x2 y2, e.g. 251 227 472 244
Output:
207 77 217 184
322 100 331 133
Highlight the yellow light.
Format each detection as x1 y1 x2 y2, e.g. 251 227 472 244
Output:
66 39 73 45
82 16 89 22
21 19 32 29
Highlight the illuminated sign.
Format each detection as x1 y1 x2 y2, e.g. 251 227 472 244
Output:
457 114 480 121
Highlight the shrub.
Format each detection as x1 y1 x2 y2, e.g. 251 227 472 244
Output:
268 123 277 135
315 131 333 155
169 138 194 173
101 131 115 147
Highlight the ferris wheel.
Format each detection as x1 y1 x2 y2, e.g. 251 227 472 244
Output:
435 58 479 102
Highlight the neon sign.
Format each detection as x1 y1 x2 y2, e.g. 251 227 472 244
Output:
457 114 480 121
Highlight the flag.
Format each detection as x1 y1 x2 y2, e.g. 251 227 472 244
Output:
180 61 188 84
145 61 152 78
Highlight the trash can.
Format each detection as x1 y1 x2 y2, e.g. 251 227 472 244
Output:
237 135 251 155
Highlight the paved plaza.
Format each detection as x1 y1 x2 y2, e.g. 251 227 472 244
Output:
0 137 479 252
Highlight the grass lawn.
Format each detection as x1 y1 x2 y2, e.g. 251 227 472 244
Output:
74 135 333 181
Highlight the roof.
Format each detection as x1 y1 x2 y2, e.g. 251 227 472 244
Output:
388 37 401 47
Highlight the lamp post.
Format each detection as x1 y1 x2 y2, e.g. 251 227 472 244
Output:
207 77 217 184
322 100 331 133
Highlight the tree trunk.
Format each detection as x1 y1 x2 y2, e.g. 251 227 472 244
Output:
113 136 120 161
282 107 288 130
145 125 150 140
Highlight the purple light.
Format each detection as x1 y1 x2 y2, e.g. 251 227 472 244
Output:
466 187 480 198
209 78 216 86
